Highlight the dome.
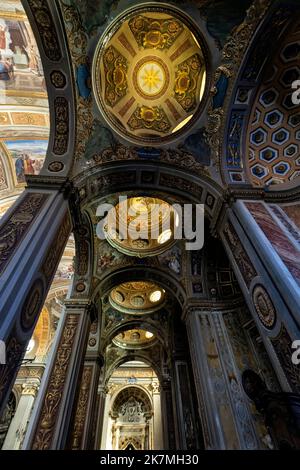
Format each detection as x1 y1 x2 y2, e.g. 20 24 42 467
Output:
92 4 207 146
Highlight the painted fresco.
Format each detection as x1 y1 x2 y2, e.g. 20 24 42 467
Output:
0 17 45 93
4 139 47 183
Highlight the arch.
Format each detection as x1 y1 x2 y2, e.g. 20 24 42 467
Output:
105 353 163 385
93 265 187 308
222 5 300 188
76 160 224 224
22 0 77 177
111 385 153 418
0 142 19 192
102 319 165 352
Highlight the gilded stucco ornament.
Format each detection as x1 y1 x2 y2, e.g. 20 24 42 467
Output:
205 0 272 177
92 145 210 178
59 0 93 162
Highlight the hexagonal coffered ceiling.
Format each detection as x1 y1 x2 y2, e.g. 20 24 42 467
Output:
92 4 207 145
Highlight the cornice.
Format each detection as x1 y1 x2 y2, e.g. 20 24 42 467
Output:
182 297 245 321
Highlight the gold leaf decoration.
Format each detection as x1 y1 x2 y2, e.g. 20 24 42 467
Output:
129 15 183 50
128 105 171 133
103 45 128 107
174 53 203 112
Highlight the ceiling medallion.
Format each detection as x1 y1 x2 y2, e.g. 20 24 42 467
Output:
110 281 166 314
104 196 178 257
92 4 208 145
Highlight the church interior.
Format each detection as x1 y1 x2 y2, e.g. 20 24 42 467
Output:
0 0 300 452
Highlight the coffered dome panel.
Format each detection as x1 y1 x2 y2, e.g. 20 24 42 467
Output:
92 4 207 145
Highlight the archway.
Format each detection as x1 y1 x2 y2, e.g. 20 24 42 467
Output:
101 363 162 450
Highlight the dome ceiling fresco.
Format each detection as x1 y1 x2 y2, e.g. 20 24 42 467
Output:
104 196 178 257
112 329 156 349
92 6 207 145
109 281 165 314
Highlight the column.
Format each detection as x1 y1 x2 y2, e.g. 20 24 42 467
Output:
69 354 103 450
152 381 163 450
100 391 111 449
96 386 108 449
0 185 71 416
2 381 39 450
233 200 300 324
185 307 261 450
172 359 201 450
220 201 300 394
22 299 94 450
160 379 176 450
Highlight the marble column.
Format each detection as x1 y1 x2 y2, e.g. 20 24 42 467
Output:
172 359 201 450
220 201 300 394
233 200 300 324
2 381 39 450
70 354 102 450
22 299 94 450
0 186 71 416
185 307 261 450
160 380 176 450
152 381 163 450
96 386 108 450
100 392 111 449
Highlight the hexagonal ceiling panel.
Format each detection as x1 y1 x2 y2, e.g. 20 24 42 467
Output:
92 5 207 146
246 21 300 187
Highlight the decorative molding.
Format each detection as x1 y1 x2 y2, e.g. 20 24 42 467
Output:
22 382 39 397
71 365 93 450
31 314 80 449
0 193 49 275
41 212 72 284
92 146 210 178
59 0 93 162
20 278 45 332
50 71 67 89
17 365 45 380
271 324 300 394
252 284 276 329
205 0 272 177
53 97 69 156
0 335 25 411
48 162 64 172
27 0 62 61
223 221 257 288
0 154 8 191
